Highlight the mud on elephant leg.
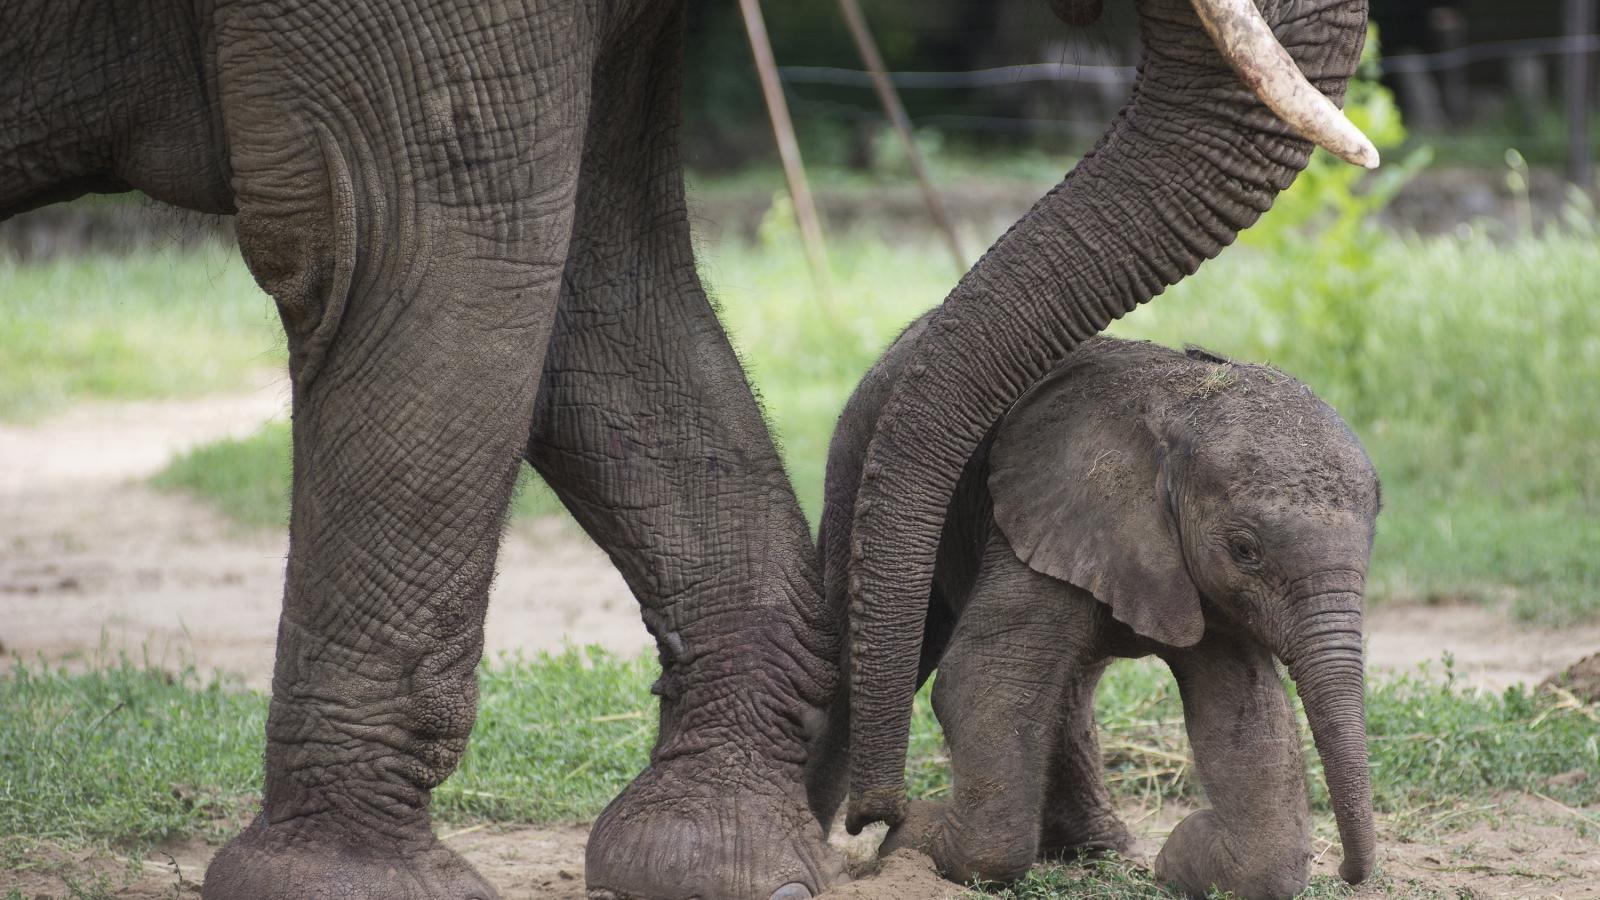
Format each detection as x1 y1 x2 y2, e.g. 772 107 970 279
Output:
1037 658 1133 860
523 9 841 899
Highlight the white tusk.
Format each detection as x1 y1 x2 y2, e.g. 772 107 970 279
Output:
1189 0 1380 169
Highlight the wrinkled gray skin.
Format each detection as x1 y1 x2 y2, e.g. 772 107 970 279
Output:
2 0 1364 897
818 328 1380 898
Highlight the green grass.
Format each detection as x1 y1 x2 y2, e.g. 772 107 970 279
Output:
4 654 1595 857
716 226 1600 624
0 243 281 421
150 421 291 530
139 225 1600 623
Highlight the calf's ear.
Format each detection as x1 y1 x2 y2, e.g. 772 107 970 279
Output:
988 363 1203 648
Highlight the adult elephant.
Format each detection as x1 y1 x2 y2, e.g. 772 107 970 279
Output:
5 2 836 898
0 1 1374 899
840 0 1380 887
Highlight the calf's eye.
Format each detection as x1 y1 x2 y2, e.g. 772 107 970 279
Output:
1228 535 1262 565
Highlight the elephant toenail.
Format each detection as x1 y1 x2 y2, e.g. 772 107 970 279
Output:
769 884 812 900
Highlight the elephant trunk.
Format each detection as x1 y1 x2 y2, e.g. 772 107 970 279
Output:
1280 587 1375 885
844 0 1373 834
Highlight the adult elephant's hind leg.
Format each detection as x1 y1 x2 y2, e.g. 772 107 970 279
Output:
202 5 588 897
526 8 843 900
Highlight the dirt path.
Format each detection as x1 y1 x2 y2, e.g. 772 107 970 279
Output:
0 377 648 689
4 385 1599 899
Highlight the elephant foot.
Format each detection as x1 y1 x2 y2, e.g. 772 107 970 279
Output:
1038 808 1134 861
1154 809 1309 900
584 748 846 900
203 814 498 899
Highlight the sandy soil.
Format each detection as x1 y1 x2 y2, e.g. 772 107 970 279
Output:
3 384 1598 899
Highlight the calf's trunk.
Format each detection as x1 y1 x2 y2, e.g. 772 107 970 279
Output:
1283 599 1375 884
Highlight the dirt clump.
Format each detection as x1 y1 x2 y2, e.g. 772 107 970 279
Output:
819 849 964 900
1543 652 1600 703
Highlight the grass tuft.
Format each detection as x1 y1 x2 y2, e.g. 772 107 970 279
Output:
151 421 291 530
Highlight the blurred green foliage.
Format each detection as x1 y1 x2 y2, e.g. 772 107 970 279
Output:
143 215 1600 624
0 245 281 422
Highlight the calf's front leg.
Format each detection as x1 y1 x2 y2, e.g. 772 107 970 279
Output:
1037 655 1133 859
1155 630 1313 899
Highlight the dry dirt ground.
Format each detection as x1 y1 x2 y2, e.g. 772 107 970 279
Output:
9 795 1600 899
3 383 1598 899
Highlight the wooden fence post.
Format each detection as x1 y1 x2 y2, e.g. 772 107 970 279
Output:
1566 0 1596 186
737 0 834 304
836 0 969 274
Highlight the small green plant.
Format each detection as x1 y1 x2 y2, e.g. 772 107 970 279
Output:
1198 363 1238 396
1243 25 1432 258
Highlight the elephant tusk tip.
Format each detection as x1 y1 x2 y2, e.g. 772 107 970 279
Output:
1334 134 1381 170
1316 110 1380 169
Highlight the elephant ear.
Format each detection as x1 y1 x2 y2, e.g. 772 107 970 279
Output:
988 353 1203 648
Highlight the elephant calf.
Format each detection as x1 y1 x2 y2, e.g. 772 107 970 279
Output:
817 322 1380 899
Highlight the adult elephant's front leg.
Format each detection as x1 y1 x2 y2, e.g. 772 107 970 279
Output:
201 5 590 898
526 9 843 900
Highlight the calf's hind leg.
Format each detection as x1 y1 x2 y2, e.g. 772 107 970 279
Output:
883 533 1090 883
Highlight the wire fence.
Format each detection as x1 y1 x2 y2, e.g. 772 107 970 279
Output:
774 32 1600 160
778 34 1600 89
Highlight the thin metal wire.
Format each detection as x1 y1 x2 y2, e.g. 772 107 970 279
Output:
777 34 1600 89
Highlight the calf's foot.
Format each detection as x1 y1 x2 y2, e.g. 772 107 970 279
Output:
1038 808 1134 860
1155 809 1309 900
879 799 1036 885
